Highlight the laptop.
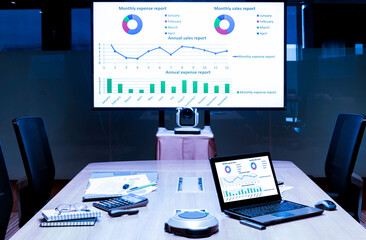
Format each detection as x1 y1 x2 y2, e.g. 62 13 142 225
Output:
209 152 323 226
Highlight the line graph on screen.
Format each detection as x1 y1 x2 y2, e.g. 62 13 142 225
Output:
102 44 229 64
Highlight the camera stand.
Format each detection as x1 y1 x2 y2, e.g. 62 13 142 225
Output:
174 126 201 134
156 110 216 160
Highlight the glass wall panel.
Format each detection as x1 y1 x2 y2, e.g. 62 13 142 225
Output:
0 10 41 51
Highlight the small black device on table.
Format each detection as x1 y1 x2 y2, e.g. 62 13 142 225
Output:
93 193 148 212
109 209 139 217
82 194 123 202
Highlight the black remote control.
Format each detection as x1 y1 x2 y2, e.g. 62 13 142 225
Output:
108 209 139 217
82 194 123 202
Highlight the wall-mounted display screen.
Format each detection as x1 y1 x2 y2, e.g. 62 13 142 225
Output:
92 1 285 109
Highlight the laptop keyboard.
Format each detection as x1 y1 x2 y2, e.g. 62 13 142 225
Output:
232 201 306 218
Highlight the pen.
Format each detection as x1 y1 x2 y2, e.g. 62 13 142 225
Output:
128 182 157 192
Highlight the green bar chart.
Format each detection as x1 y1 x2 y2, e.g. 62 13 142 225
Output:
214 85 219 93
204 83 209 93
193 81 198 93
103 78 231 95
224 186 263 200
107 79 112 93
182 80 187 93
161 81 166 93
225 83 230 93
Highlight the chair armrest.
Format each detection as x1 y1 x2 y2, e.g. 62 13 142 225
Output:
326 192 339 200
351 172 363 189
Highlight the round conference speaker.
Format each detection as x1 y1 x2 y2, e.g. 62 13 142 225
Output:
164 210 219 238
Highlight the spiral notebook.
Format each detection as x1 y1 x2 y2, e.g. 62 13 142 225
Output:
42 209 102 222
40 218 97 227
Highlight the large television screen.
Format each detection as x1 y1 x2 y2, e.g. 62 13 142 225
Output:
92 1 285 109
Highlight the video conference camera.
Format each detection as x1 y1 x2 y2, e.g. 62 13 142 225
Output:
175 107 201 134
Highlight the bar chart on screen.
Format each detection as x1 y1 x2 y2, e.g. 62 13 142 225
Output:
220 173 262 201
93 2 285 108
103 78 231 95
224 186 263 201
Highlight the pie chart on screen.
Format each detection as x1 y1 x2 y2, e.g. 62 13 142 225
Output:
122 14 143 35
214 14 235 35
251 162 257 170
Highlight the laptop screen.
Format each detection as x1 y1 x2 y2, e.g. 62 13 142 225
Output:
214 154 279 203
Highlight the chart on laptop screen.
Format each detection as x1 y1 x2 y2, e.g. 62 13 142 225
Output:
215 156 278 203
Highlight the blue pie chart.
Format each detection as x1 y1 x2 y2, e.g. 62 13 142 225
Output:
214 14 235 35
122 14 143 35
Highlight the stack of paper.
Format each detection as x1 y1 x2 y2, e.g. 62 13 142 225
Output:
85 174 157 196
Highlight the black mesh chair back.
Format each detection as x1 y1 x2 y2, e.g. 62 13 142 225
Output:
325 113 366 220
12 117 55 226
0 143 13 240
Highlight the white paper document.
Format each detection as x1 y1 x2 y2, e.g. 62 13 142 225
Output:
279 185 294 193
85 174 151 195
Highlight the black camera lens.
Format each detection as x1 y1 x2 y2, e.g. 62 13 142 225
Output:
182 108 193 119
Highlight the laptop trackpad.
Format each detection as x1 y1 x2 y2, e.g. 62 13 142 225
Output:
272 212 295 218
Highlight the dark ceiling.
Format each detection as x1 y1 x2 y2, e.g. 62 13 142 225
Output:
1 0 366 10
0 0 91 9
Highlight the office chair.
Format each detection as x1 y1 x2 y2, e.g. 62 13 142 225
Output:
325 113 366 222
0 143 13 240
12 117 55 227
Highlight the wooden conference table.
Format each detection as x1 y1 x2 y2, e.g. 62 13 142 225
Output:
11 160 366 240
